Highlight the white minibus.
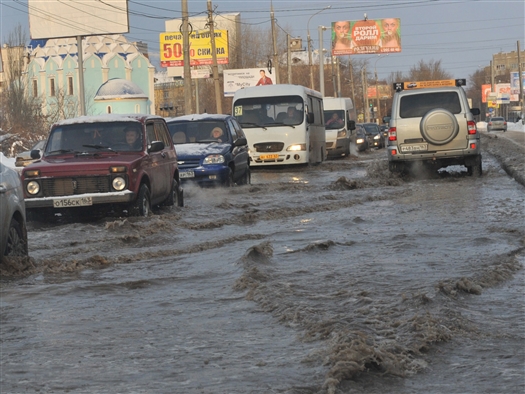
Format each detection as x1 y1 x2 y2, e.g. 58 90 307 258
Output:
323 97 356 158
232 84 325 166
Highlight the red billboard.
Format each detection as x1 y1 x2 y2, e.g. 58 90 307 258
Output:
332 18 401 56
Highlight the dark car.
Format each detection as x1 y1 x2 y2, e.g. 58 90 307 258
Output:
1 161 28 262
166 114 250 187
21 114 183 220
360 122 384 149
354 124 369 152
15 140 46 167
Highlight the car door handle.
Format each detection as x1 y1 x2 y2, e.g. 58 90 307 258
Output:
161 152 166 158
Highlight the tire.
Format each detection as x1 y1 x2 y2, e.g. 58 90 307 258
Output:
239 166 251 185
467 155 482 177
388 162 406 174
130 184 151 217
4 217 28 258
162 178 178 207
224 168 234 187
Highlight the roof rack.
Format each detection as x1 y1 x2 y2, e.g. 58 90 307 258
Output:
393 79 466 92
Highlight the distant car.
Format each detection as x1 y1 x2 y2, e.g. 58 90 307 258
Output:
21 114 183 220
359 123 384 149
166 114 250 187
487 117 507 132
15 140 46 167
354 124 369 152
1 161 28 262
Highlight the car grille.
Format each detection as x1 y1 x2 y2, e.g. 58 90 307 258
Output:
178 159 201 169
254 142 284 152
39 176 111 197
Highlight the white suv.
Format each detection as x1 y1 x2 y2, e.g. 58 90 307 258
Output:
386 79 482 176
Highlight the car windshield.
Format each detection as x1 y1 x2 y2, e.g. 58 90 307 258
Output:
324 110 345 129
234 95 304 128
167 121 230 144
491 117 504 121
362 124 380 134
45 122 143 154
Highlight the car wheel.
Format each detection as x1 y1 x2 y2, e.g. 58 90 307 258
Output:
162 178 178 207
388 162 406 174
467 155 482 177
239 166 251 185
344 140 351 156
4 217 28 257
131 184 151 216
224 168 234 187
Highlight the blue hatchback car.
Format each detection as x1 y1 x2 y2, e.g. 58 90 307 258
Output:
166 114 251 186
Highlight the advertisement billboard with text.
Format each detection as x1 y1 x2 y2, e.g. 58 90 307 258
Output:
223 68 274 97
160 30 229 67
332 18 401 56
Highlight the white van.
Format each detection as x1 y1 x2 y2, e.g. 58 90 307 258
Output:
233 84 326 166
323 97 356 158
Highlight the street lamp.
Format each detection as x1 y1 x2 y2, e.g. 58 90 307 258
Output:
318 25 328 97
374 54 388 123
307 5 331 90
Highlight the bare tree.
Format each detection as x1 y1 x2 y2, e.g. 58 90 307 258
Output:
0 24 47 157
407 59 452 81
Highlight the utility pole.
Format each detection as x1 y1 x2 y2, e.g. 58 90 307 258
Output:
362 67 369 122
270 4 279 84
518 40 524 122
207 0 222 113
181 0 193 114
287 34 292 84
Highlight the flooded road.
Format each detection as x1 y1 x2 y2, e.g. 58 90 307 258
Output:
1 146 524 394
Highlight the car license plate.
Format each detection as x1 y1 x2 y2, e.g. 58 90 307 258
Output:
180 170 195 178
53 197 93 208
259 154 279 160
400 143 428 153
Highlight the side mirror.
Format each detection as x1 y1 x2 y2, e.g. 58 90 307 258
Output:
148 141 165 153
234 137 247 146
30 150 41 159
347 120 356 131
306 112 314 124
471 108 480 116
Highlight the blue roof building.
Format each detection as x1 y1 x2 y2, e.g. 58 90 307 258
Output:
25 35 155 119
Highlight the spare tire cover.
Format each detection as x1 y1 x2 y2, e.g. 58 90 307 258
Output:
419 108 459 145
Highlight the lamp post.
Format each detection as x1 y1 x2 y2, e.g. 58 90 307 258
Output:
318 25 328 97
307 5 331 90
374 54 388 123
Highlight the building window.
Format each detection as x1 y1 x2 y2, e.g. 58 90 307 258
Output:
32 80 38 97
67 76 74 95
107 105 112 114
49 78 55 96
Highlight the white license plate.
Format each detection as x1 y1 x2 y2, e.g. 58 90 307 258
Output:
180 170 195 178
53 196 93 208
400 143 428 153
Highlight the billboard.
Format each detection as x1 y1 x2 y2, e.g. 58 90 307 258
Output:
28 0 129 39
332 18 401 56
223 68 274 97
510 71 525 101
367 84 392 99
481 84 492 103
160 30 229 67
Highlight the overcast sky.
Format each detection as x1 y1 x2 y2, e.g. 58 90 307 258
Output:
1 0 523 81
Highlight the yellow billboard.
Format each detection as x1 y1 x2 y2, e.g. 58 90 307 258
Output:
160 30 229 67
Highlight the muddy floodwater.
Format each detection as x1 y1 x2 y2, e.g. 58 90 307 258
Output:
1 141 524 393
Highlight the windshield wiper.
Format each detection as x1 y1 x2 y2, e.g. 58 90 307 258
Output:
82 144 115 152
47 149 76 155
240 122 267 130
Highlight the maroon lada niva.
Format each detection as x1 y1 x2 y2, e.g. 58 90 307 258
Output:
22 114 183 220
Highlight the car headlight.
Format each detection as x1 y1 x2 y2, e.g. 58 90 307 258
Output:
286 143 306 151
26 180 40 195
112 176 126 191
203 154 225 164
374 134 380 140
337 130 346 138
356 138 365 144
